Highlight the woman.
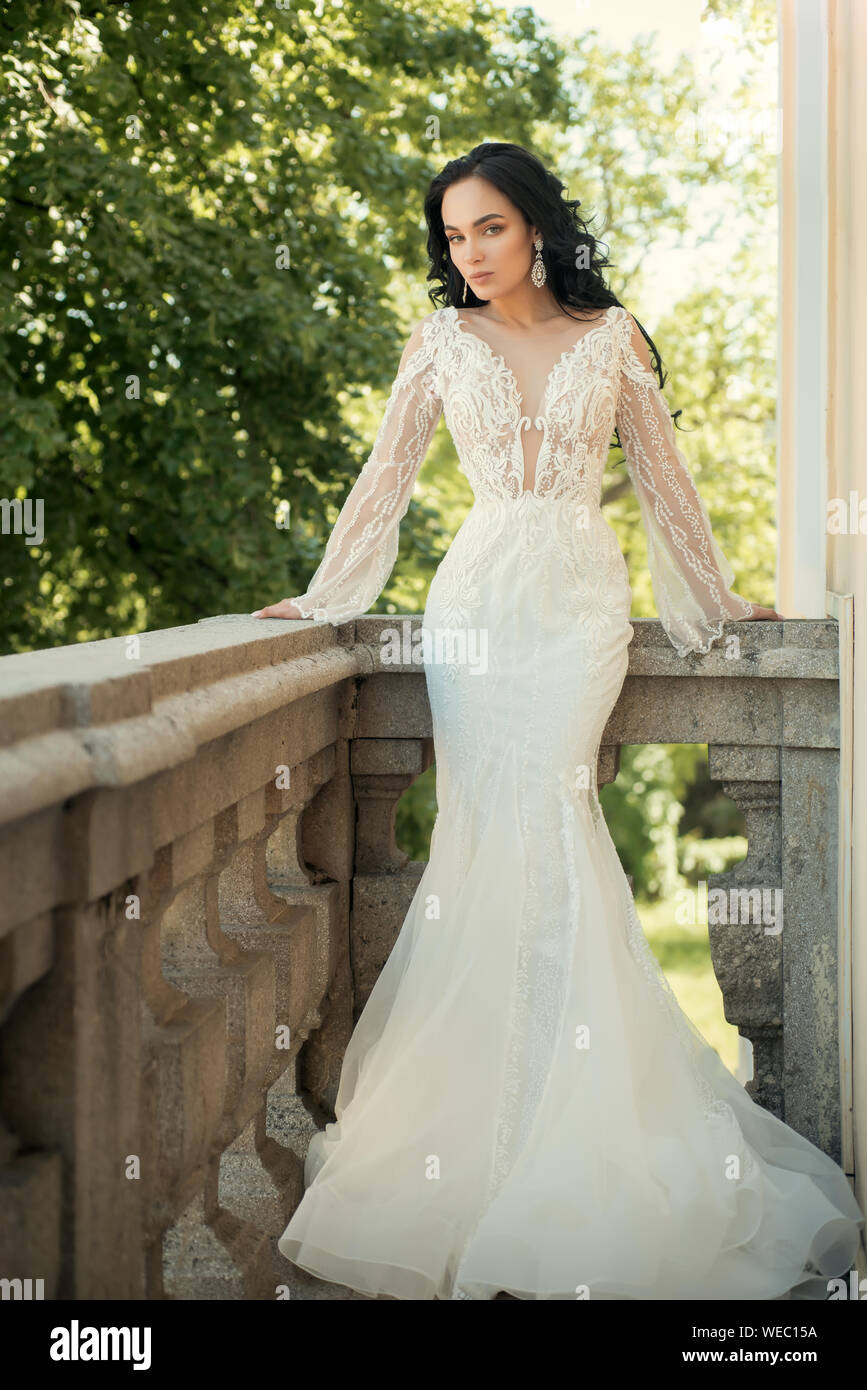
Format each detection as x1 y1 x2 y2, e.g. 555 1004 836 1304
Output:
252 142 862 1300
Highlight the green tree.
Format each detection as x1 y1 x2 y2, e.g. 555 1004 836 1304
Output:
0 0 565 653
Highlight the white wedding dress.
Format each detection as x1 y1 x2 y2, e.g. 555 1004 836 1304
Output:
276 303 864 1299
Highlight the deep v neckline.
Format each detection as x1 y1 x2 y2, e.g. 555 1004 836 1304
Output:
450 304 612 418
448 305 614 494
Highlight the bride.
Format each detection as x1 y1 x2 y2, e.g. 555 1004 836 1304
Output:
252 141 863 1300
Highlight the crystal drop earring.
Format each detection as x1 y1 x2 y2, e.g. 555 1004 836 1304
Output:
531 236 546 288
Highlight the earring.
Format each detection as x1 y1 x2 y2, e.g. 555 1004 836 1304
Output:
462 276 468 303
531 236 546 287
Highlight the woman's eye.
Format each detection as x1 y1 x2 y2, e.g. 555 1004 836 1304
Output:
448 224 503 244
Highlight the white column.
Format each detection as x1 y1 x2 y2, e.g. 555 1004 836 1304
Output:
780 0 830 617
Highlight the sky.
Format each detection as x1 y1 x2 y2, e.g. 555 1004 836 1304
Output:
497 0 778 325
526 0 709 66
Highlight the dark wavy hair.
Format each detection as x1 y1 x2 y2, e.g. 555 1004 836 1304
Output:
422 141 685 437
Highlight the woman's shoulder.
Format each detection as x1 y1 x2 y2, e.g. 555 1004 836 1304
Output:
421 305 456 324
397 308 451 367
407 306 455 351
614 308 655 373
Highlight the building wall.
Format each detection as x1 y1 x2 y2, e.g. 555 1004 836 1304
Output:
781 0 866 1244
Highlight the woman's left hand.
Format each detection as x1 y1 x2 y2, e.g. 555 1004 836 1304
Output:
744 604 784 621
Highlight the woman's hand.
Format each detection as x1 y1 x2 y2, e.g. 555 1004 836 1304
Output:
744 604 784 621
250 599 305 620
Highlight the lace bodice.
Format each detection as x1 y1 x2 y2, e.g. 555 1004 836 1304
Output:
288 302 753 655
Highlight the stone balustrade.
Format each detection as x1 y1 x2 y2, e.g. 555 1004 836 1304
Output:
0 614 842 1298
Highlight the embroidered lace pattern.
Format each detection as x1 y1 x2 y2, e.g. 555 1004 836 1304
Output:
288 318 443 625
290 304 753 657
610 311 754 655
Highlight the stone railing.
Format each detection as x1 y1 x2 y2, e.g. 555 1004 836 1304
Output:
0 615 844 1298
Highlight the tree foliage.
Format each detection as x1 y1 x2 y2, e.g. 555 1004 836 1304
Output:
0 0 565 650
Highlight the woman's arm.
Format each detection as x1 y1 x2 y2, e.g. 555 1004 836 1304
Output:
253 315 442 623
613 311 781 655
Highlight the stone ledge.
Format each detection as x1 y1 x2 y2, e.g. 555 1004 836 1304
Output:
350 616 838 679
0 617 837 825
0 618 364 825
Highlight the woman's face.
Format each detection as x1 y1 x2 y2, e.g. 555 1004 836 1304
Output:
441 176 537 302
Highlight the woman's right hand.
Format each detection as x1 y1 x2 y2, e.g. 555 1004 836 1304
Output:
250 599 304 619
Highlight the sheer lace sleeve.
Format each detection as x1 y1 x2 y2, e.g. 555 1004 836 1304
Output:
288 315 442 624
613 310 754 656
